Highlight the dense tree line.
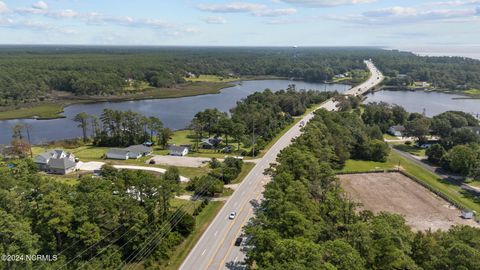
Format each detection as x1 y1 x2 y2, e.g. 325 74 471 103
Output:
71 109 172 148
191 86 335 156
371 50 480 90
3 46 479 106
0 160 200 269
362 102 480 179
187 157 244 196
244 109 480 270
424 111 480 179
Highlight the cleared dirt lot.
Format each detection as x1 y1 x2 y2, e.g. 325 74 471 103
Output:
339 172 479 231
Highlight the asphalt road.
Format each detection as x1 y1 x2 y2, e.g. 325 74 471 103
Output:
179 60 384 270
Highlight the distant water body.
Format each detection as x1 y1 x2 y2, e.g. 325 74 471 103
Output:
0 80 347 145
392 45 480 60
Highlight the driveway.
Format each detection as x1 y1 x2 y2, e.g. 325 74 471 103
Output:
149 155 212 168
77 161 189 182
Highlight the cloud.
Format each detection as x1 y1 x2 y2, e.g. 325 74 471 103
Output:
0 17 77 34
0 1 8 13
277 0 375 7
330 6 480 24
32 1 48 10
363 7 417 17
433 0 480 6
47 9 78 18
203 16 227 24
197 2 296 17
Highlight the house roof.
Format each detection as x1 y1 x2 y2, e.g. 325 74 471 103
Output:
125 145 152 153
107 148 130 156
47 158 76 170
467 126 480 132
389 125 406 132
35 149 72 164
169 145 188 153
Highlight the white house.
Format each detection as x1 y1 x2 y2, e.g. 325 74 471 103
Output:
34 150 77 175
414 81 430 88
387 125 406 137
169 145 189 156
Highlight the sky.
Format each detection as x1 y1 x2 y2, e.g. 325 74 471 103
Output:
0 0 479 48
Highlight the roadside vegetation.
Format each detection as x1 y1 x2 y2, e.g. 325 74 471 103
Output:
244 108 480 270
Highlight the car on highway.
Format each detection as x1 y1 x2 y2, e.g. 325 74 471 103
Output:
234 237 243 246
229 211 237 220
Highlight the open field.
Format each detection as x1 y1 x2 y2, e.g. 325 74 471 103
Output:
340 151 480 214
339 172 479 231
0 102 65 120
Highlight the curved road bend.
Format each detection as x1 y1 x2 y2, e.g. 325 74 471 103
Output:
179 60 384 270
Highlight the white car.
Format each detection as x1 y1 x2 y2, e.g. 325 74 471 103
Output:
229 211 237 220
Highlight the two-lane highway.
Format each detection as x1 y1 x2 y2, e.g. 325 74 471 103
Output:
180 60 384 270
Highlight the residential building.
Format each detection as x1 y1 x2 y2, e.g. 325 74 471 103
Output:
201 138 222 149
169 145 189 156
34 150 77 175
387 125 406 137
106 145 153 160
467 126 480 135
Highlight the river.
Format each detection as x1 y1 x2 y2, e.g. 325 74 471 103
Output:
365 90 480 118
0 80 349 145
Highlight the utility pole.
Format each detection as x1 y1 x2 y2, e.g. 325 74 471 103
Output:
251 118 255 158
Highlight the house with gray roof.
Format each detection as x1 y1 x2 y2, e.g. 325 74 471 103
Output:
169 145 189 156
125 145 153 156
34 150 77 175
106 145 153 160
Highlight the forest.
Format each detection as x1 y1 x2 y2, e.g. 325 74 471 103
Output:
244 108 480 270
1 46 480 107
362 102 480 180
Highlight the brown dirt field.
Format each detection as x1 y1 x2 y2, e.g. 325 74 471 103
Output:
339 172 479 231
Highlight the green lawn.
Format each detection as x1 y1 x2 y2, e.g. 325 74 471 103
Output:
32 145 109 161
393 144 426 157
465 89 480 95
231 162 255 184
0 103 65 120
184 75 240 83
383 134 400 140
341 158 397 173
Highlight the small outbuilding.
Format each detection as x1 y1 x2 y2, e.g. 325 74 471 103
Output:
461 211 474 219
169 145 189 156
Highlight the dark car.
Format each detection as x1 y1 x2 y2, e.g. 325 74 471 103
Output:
234 237 243 246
